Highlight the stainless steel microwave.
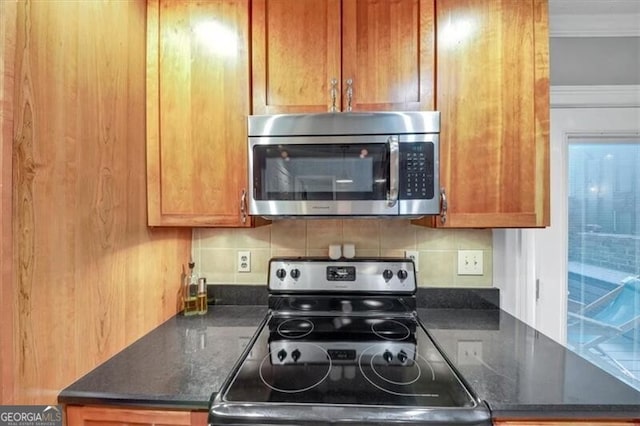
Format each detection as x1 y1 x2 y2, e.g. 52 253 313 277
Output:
247 111 440 218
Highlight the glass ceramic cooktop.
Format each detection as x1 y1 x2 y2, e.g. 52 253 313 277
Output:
220 313 477 408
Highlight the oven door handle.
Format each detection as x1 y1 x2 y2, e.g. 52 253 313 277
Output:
387 136 399 207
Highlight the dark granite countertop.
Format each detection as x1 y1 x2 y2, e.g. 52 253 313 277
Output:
417 308 640 419
58 306 268 410
58 288 640 419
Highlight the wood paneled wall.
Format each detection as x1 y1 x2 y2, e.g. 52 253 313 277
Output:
1 0 18 406
2 0 191 404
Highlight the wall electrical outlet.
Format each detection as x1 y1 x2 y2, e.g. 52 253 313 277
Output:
457 340 483 365
404 250 419 271
237 251 251 273
457 250 483 275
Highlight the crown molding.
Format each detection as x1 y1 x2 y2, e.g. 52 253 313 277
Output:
551 85 640 108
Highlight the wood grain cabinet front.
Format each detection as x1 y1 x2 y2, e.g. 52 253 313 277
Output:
415 0 550 228
65 406 208 426
146 0 252 227
253 0 548 228
251 0 435 114
146 0 549 229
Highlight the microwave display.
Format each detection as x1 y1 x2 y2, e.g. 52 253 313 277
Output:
254 144 389 201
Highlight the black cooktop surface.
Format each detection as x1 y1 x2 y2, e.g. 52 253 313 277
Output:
220 313 477 408
269 294 416 315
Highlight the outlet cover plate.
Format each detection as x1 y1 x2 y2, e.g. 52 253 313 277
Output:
237 251 251 273
404 250 419 272
457 250 483 275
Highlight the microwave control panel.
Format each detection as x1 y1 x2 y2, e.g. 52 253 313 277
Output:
399 142 434 200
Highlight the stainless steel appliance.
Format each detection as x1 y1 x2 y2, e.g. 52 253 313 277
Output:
209 258 491 425
247 111 440 218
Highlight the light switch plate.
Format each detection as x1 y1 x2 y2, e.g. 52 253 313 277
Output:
457 340 483 365
457 250 483 275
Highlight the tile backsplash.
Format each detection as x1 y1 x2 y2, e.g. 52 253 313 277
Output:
193 220 493 287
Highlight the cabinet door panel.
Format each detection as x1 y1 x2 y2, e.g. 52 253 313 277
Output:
434 0 549 228
252 0 341 114
147 0 251 226
342 0 435 111
66 406 194 426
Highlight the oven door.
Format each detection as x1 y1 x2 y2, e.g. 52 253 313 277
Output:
249 135 399 217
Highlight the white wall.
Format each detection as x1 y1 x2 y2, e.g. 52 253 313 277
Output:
550 37 640 85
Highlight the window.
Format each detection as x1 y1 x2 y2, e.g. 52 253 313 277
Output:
495 101 640 394
566 139 640 390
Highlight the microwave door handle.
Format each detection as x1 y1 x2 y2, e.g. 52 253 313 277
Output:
387 136 399 207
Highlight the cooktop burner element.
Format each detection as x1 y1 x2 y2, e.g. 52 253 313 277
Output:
288 298 319 311
276 318 314 339
358 298 394 311
260 342 332 393
359 344 440 398
371 319 411 340
210 257 492 426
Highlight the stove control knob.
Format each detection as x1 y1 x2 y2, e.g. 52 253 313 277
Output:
291 348 301 362
277 349 287 362
275 269 287 280
382 269 393 281
290 268 301 280
397 269 408 280
383 350 393 363
397 349 408 364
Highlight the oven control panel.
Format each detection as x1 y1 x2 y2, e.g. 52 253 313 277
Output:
268 258 416 293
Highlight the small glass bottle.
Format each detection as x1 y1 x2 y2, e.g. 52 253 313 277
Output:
197 277 208 315
183 261 199 316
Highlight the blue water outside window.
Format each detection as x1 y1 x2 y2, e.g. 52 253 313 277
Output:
566 141 640 390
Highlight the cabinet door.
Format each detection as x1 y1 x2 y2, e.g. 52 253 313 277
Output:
147 0 251 226
252 0 342 114
65 406 206 426
252 0 434 114
432 0 549 228
341 0 435 111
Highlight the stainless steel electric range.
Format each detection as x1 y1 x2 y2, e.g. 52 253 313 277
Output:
209 258 491 425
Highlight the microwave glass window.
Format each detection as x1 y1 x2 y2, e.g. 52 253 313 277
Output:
266 157 374 194
253 144 389 201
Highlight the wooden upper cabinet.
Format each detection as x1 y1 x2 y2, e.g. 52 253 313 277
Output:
251 0 435 114
428 0 550 228
147 0 252 227
251 0 341 113
341 0 435 111
146 0 548 228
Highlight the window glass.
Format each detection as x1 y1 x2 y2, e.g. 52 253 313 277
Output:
567 140 640 391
